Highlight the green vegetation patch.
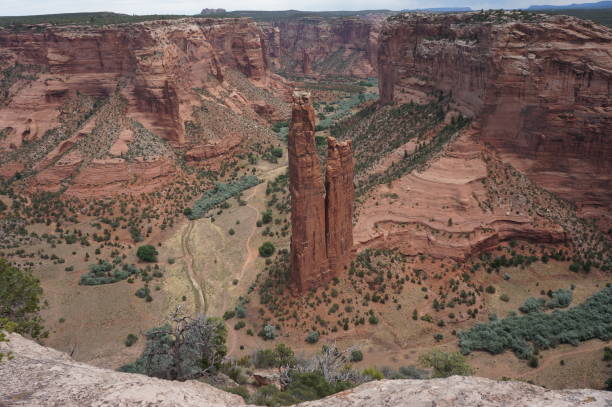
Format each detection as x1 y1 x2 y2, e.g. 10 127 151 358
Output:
458 285 612 360
188 175 261 219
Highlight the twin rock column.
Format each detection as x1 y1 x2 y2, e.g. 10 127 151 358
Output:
288 91 354 293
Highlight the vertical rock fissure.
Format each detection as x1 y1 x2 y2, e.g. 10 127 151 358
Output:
288 91 354 293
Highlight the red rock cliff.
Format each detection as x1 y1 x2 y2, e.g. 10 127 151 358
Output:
289 92 355 292
260 16 385 78
378 12 612 216
0 18 288 196
288 91 329 291
325 137 355 277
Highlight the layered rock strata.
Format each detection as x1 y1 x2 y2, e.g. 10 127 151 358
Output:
325 137 355 276
260 15 386 78
0 17 288 196
288 91 329 291
377 12 612 217
288 92 355 292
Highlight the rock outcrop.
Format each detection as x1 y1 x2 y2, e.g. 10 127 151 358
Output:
0 17 288 196
260 15 386 78
2 333 611 407
377 12 612 218
325 137 355 276
288 91 329 291
288 92 354 291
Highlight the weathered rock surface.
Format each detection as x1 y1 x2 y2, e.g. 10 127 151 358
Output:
0 17 288 196
260 15 386 77
325 137 355 277
288 91 329 291
2 333 611 407
378 12 612 218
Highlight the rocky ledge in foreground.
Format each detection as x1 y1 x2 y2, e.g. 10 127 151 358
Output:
1 333 610 406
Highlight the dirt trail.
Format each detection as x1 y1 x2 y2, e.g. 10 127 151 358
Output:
238 187 262 282
180 220 207 314
226 165 287 356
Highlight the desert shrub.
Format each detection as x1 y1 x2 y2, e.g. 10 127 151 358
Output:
306 330 320 344
137 245 158 262
79 260 133 285
519 297 545 314
458 286 612 360
188 176 261 219
223 310 236 320
500 294 510 302
234 321 246 330
260 324 277 340
350 349 363 362
604 347 612 361
362 367 384 380
546 289 572 309
0 259 47 341
259 242 275 257
125 333 138 347
261 210 273 224
118 309 226 380
419 350 473 378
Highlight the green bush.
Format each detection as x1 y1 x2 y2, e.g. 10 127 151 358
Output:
137 245 158 262
458 286 612 360
0 259 47 340
362 367 384 380
260 324 277 340
125 333 138 347
350 349 363 362
305 331 320 344
188 176 261 219
419 350 473 378
259 242 275 258
519 297 545 314
546 289 572 309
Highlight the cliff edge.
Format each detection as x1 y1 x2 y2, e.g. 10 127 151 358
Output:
1 333 610 406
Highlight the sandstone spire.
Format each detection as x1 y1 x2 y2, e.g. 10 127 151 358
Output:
288 92 355 292
288 91 328 292
325 137 355 277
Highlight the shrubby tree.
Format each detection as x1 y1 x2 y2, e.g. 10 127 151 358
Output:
259 242 275 258
119 305 226 380
137 245 158 262
458 286 612 360
419 350 473 378
0 259 47 340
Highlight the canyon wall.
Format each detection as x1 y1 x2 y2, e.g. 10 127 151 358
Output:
260 16 384 77
378 12 612 216
288 92 354 292
0 17 288 196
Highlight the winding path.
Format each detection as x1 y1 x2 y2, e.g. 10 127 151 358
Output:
180 220 207 314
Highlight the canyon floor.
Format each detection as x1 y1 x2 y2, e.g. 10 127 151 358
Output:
1 72 610 393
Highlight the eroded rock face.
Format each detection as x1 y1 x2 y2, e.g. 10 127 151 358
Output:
2 333 611 407
0 17 288 196
260 16 385 78
378 12 612 217
289 93 355 291
288 91 329 291
325 137 355 277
